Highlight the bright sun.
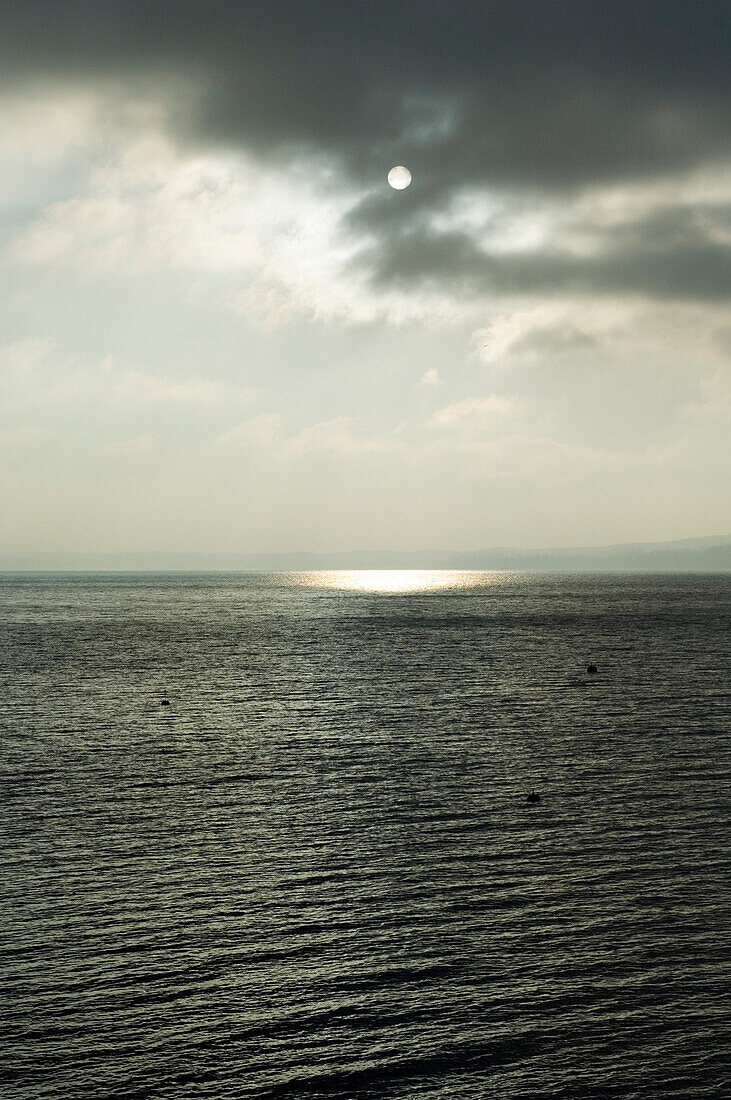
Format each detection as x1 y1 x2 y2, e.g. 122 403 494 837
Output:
387 165 412 190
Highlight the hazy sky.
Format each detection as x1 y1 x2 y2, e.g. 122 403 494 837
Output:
1 1 729 553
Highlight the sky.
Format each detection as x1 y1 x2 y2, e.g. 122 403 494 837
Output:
0 0 729 554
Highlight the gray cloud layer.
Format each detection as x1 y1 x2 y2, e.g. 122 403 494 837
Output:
360 205 731 301
2 2 729 302
2 2 728 177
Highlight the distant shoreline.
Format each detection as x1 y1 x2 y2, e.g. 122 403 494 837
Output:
1 535 729 573
1 570 730 577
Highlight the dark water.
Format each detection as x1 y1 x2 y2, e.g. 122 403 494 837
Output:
1 571 729 1099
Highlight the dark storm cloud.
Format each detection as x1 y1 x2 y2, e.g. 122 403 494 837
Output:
364 202 731 301
2 1 729 298
3 1 728 181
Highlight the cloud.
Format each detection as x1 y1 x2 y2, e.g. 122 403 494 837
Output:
1 336 56 370
217 413 398 457
0 3 729 550
430 394 518 428
476 299 731 368
0 339 228 415
110 371 224 404
2 2 728 185
5 102 480 328
0 88 102 219
104 433 155 455
290 417 396 455
1 2 728 308
419 367 441 387
363 198 731 302
217 413 283 447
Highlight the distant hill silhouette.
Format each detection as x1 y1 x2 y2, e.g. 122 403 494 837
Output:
1 535 729 572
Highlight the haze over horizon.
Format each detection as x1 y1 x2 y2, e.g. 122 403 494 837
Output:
1 2 729 554
2 532 729 574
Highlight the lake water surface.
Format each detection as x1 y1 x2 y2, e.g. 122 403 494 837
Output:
1 572 729 1098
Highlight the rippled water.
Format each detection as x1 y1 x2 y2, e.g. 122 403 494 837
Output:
1 571 730 1099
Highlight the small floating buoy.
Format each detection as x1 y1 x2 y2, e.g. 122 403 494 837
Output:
526 790 540 805
586 664 598 675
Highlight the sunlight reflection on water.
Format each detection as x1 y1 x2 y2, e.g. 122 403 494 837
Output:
294 569 507 593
